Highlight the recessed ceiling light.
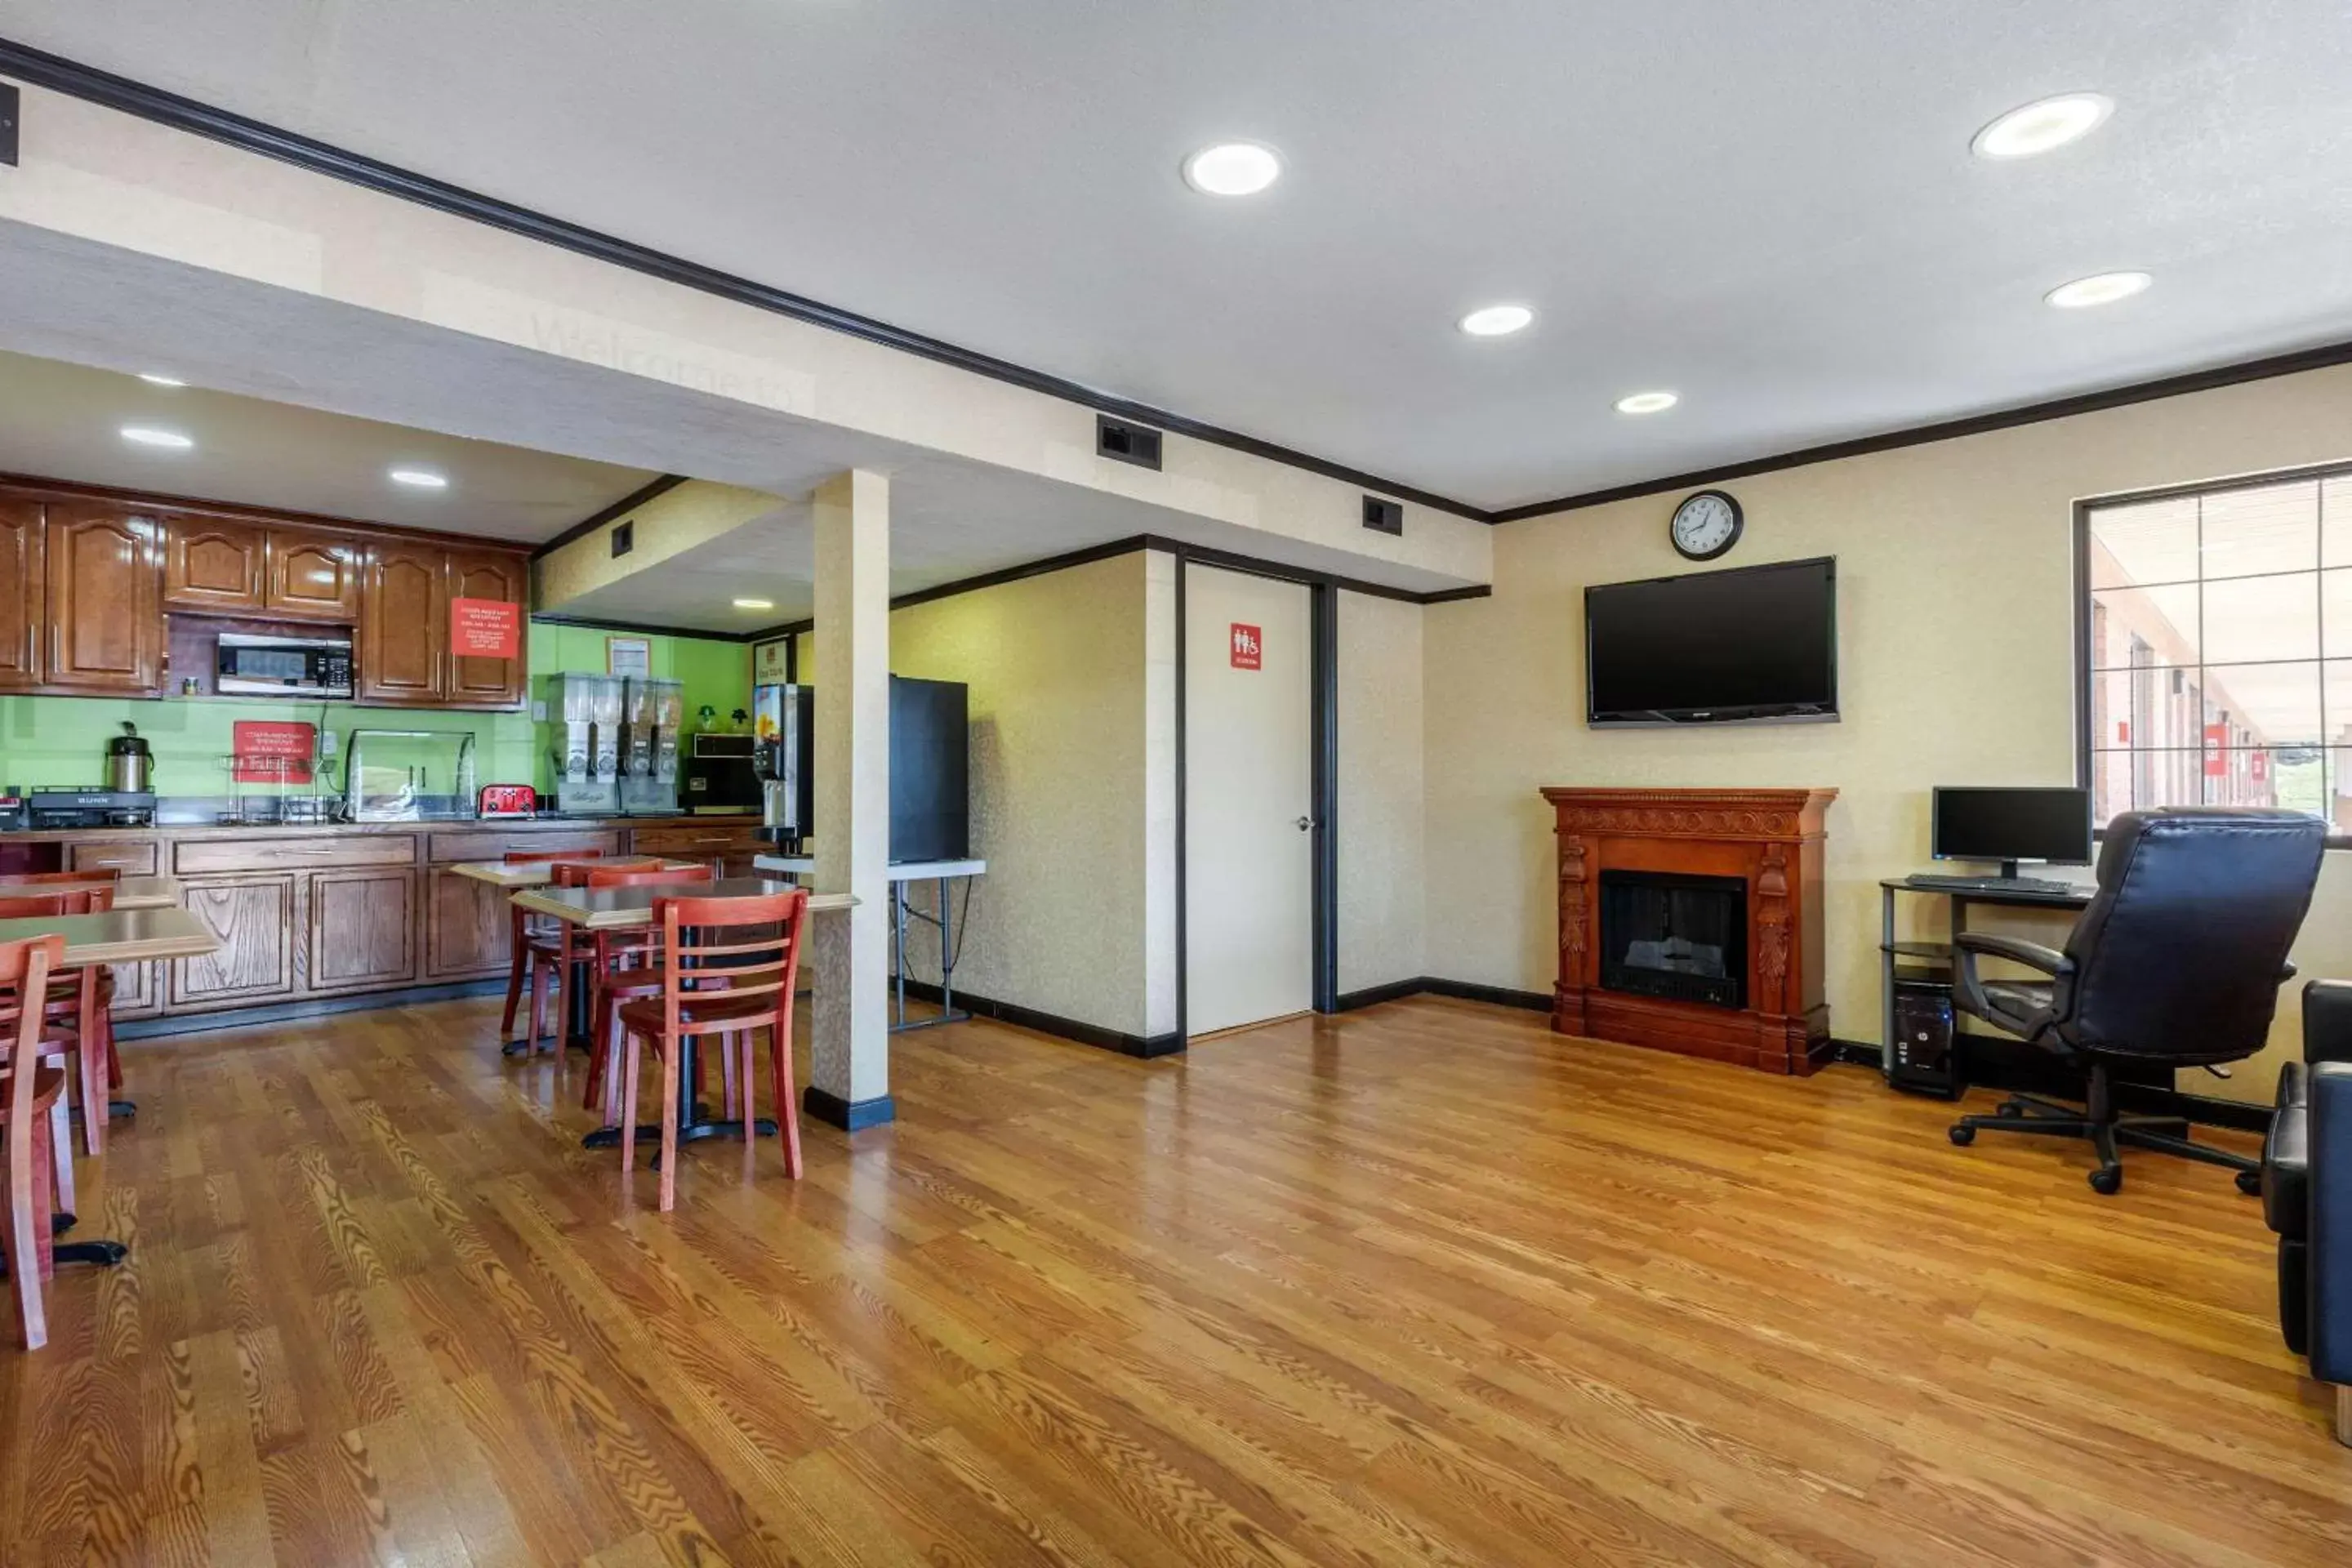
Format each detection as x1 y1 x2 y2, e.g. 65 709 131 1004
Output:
1182 141 1281 197
1971 92 2114 160
2045 270 2152 309
136 372 187 388
1459 304 1535 338
732 597 776 612
388 468 449 489
1614 390 1680 415
119 426 194 450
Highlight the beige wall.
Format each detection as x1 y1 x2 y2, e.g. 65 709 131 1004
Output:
1339 592 1428 993
1423 363 2352 1103
889 553 1160 1040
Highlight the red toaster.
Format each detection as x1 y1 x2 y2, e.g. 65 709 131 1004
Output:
477 784 537 818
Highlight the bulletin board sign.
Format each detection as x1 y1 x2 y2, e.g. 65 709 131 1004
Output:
607 635 652 678
753 637 791 684
232 720 315 785
450 597 521 659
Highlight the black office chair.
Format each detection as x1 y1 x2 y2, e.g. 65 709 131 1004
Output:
1947 808 2324 1195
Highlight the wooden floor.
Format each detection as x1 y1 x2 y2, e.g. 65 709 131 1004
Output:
3 994 2347 1566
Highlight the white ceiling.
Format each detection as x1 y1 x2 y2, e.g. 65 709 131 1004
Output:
0 345 655 539
6 1 2352 512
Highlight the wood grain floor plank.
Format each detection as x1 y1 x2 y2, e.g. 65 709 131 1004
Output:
0 993 2345 1567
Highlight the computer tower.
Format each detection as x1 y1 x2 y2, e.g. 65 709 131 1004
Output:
1889 966 1965 1099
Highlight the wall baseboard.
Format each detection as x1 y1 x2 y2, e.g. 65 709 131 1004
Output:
801 1086 897 1131
117 978 507 1040
897 978 1183 1058
1333 975 1552 1013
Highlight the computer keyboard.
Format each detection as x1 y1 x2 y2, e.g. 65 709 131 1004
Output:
1904 873 2076 895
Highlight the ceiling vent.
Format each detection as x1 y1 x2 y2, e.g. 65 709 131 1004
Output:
0 85 18 167
610 519 635 559
1097 415 1164 471
1362 496 1404 537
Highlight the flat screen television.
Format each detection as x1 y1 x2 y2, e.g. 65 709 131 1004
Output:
1585 556 1838 727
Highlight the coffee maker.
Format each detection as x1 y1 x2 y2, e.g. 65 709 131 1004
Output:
752 682 814 852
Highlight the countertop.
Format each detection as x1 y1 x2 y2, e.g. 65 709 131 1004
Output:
3 813 764 844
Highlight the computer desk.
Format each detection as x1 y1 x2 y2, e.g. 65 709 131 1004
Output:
1878 877 2093 1080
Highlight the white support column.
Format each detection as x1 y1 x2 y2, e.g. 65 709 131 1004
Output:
810 469 892 1127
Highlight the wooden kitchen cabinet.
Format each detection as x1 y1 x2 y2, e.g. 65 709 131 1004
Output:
42 502 163 693
445 549 528 707
426 865 513 978
0 496 40 690
266 531 361 621
108 960 162 1021
162 515 267 613
172 874 299 1009
357 539 448 703
306 867 419 991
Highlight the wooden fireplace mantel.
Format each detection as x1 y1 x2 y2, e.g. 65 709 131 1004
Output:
1540 786 1837 1075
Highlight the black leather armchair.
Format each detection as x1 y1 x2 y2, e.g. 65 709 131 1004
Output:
2262 980 2352 1447
1946 808 2325 1195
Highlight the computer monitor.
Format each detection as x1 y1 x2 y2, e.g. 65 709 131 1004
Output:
1931 786 2094 878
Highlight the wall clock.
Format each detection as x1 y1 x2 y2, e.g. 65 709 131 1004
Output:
1669 490 1744 561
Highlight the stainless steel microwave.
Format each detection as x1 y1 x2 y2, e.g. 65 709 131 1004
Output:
216 632 355 698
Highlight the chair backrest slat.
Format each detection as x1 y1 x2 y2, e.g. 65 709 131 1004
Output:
655 889 809 1039
0 886 116 919
1 936 64 1140
0 870 122 887
587 864 715 891
504 849 606 865
555 858 665 889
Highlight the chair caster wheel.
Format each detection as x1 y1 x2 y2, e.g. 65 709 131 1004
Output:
2089 1166 2123 1195
2236 1168 2264 1196
1948 1124 1976 1146
1994 1102 2023 1119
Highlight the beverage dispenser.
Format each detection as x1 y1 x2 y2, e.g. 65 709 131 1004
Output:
544 670 622 815
618 676 684 814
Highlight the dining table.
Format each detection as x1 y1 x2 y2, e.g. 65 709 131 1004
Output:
451 858 706 1054
0 903 220 1273
507 875 853 1154
0 875 183 911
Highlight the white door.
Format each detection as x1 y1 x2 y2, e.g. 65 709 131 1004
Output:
1186 566 1314 1035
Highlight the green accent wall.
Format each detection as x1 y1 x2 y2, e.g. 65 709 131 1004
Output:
0 624 751 799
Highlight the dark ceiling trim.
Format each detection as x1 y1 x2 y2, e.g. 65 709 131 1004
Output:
532 473 689 560
0 37 1486 523
1490 336 2352 521
529 611 765 645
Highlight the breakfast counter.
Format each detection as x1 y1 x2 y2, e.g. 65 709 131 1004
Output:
4 813 770 1031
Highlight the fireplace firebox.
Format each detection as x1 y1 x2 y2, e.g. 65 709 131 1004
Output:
1598 871 1746 1009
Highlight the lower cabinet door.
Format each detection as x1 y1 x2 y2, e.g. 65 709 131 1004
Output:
172 875 299 1008
306 868 418 992
428 866 514 978
108 960 161 1020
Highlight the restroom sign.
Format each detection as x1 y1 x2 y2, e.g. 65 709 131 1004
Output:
1229 623 1262 670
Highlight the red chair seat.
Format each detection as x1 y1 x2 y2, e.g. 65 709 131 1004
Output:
616 990 767 1036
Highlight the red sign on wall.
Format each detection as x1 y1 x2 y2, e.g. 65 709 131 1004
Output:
232 720 315 785
451 597 521 659
1229 622 1263 670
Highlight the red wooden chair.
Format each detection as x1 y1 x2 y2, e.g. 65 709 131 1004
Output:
0 887 117 1160
0 873 123 1089
499 849 604 1040
614 889 809 1210
581 862 715 1120
0 933 69 1350
510 857 662 1054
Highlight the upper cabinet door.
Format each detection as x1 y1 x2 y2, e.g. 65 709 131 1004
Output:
444 549 528 708
44 504 163 693
266 531 361 621
0 497 41 690
162 515 267 613
357 541 447 703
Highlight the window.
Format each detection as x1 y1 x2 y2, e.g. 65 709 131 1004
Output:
2080 466 2352 838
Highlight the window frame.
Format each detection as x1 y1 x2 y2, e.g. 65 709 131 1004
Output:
2072 456 2352 849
